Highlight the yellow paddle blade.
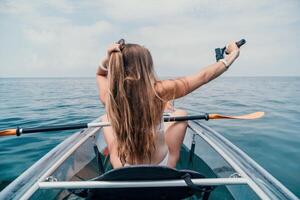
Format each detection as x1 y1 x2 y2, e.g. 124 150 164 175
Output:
0 129 17 137
209 112 265 120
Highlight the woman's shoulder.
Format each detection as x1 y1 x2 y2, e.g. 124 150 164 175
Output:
154 78 189 100
154 80 171 99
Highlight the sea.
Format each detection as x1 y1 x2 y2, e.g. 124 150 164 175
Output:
0 77 299 197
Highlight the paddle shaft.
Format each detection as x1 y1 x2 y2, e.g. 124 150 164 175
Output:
14 114 209 136
17 123 88 135
2 112 264 137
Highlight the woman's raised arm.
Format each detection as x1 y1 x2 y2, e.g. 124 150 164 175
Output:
96 72 108 105
158 41 240 101
96 43 121 105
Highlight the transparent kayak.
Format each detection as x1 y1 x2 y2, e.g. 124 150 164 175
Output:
0 118 298 200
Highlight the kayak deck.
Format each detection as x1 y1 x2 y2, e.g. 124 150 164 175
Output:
0 118 298 200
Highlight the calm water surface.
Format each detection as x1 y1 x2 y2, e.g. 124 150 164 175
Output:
0 77 299 197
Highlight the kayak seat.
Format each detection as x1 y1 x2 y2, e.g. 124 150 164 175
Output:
74 165 214 200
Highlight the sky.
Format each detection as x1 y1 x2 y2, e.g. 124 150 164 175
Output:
0 0 299 77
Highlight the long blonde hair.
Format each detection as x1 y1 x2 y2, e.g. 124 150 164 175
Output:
106 42 164 165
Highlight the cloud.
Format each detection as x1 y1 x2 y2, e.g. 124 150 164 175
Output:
96 0 199 22
22 19 114 76
0 0 37 14
45 0 75 14
124 1 300 75
0 0 75 14
0 0 116 76
0 0 299 77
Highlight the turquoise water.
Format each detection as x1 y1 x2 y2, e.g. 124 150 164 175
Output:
0 77 299 197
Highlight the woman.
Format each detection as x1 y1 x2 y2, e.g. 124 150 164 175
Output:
96 39 240 168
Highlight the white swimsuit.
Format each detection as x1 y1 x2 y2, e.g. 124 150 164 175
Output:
157 151 169 166
124 118 169 166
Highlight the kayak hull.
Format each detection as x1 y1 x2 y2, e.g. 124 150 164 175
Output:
0 118 298 200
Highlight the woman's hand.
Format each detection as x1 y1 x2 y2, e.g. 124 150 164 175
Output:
100 43 121 69
107 43 121 56
226 41 239 53
97 43 122 76
225 41 240 60
223 41 240 67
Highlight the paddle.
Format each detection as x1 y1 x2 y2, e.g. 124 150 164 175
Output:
0 112 264 137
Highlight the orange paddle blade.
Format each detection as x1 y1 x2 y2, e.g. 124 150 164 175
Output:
103 147 110 157
0 129 17 137
209 112 265 120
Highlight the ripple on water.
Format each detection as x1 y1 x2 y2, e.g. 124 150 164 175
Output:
0 77 299 197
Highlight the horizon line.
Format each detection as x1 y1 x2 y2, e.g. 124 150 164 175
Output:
0 75 300 79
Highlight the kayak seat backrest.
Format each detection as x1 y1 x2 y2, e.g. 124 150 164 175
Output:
82 165 214 200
